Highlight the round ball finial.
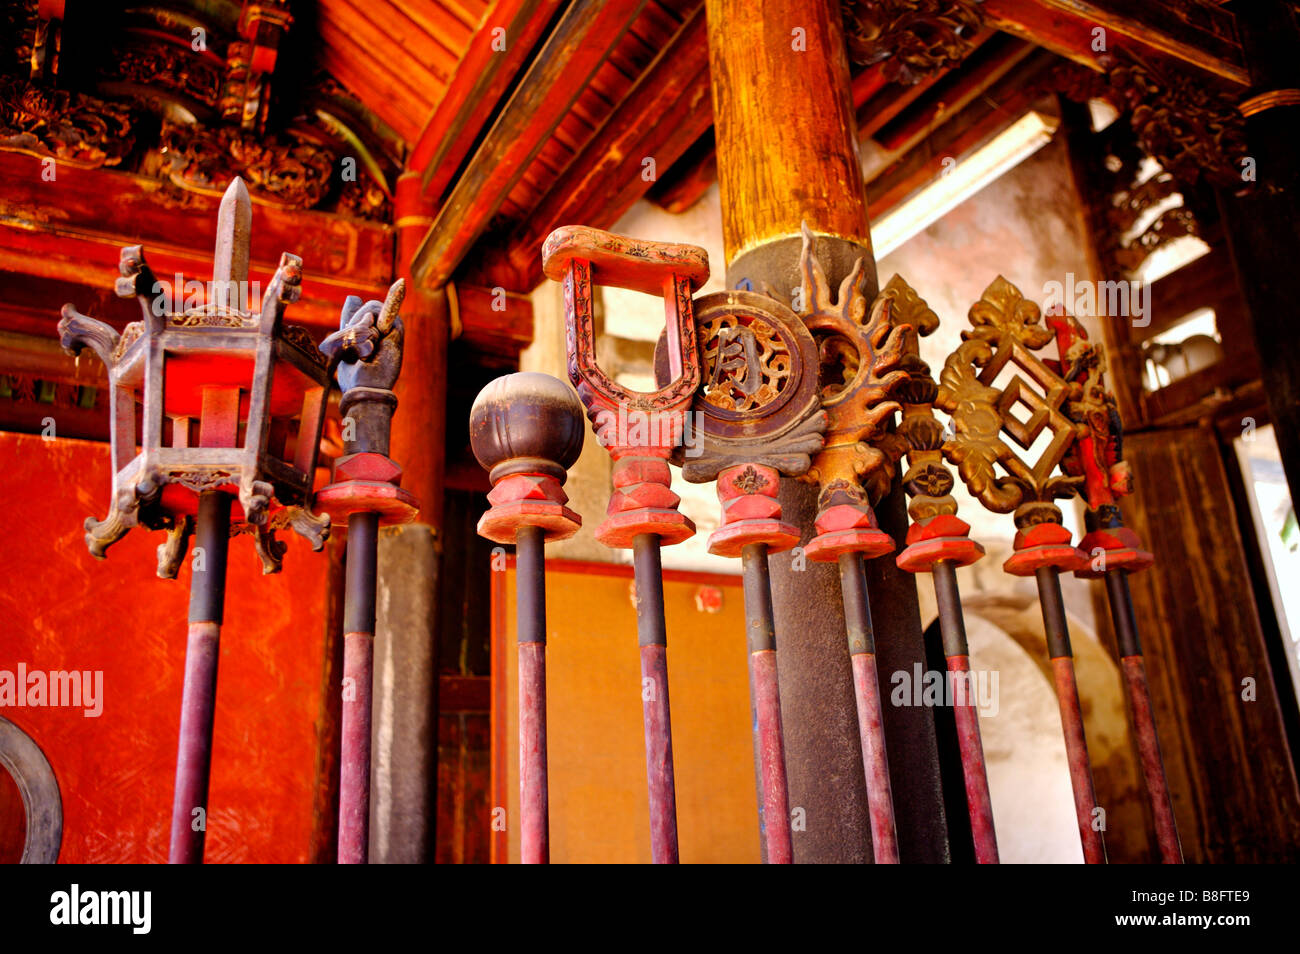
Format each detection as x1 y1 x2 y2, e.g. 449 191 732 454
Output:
470 372 585 485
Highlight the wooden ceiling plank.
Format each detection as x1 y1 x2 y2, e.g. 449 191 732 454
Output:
568 87 618 128
440 0 491 31
633 0 688 41
320 4 454 87
852 64 890 110
356 0 474 68
873 37 1036 154
864 52 1058 216
317 22 441 128
980 0 1248 85
410 0 563 200
488 5 711 288
318 50 432 143
411 0 651 289
644 129 716 213
511 67 712 289
388 0 477 42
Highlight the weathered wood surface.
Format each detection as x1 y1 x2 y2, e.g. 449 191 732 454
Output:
980 0 1248 86
486 5 712 291
316 0 490 144
411 0 563 201
1122 425 1300 862
411 0 650 290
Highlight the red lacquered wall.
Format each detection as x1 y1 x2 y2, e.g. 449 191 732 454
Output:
0 432 332 863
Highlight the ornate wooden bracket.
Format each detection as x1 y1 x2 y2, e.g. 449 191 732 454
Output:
1046 310 1153 578
1054 55 1249 190
790 226 909 561
543 225 706 548
842 0 983 85
937 276 1086 575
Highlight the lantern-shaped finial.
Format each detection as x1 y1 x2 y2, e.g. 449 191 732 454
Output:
57 176 332 575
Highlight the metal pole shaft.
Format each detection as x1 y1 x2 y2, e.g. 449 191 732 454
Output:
169 489 230 864
632 533 680 864
741 542 792 864
1035 566 1107 864
1104 569 1182 863
516 524 550 864
837 552 899 863
338 511 379 864
932 560 999 863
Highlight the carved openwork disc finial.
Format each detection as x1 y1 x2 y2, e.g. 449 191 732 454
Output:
657 289 826 483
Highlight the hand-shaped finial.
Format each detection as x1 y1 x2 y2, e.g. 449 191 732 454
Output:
321 278 406 393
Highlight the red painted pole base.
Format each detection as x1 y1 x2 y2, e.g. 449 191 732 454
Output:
749 648 793 864
850 652 899 863
168 620 221 864
946 655 999 863
1121 655 1183 863
640 644 680 863
519 641 550 864
338 630 374 864
1050 655 1107 864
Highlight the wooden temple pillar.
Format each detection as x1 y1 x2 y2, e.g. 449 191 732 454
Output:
705 0 949 862
365 172 451 862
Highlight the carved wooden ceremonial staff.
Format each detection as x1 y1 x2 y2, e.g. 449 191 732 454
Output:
658 284 827 864
315 280 418 865
791 228 907 863
881 275 1000 864
56 178 331 863
470 372 584 864
1047 312 1182 863
542 226 708 864
939 277 1106 864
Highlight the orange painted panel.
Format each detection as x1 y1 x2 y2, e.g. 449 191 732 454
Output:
493 560 761 863
0 432 330 863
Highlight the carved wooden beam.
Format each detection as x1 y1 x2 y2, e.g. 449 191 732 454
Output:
1053 53 1248 188
843 0 984 83
0 153 391 330
471 5 711 293
409 0 650 292
857 26 998 140
865 49 1057 215
871 34 1037 154
409 0 562 203
980 0 1248 86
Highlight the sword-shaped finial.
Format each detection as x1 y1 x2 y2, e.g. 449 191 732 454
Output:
213 177 252 312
